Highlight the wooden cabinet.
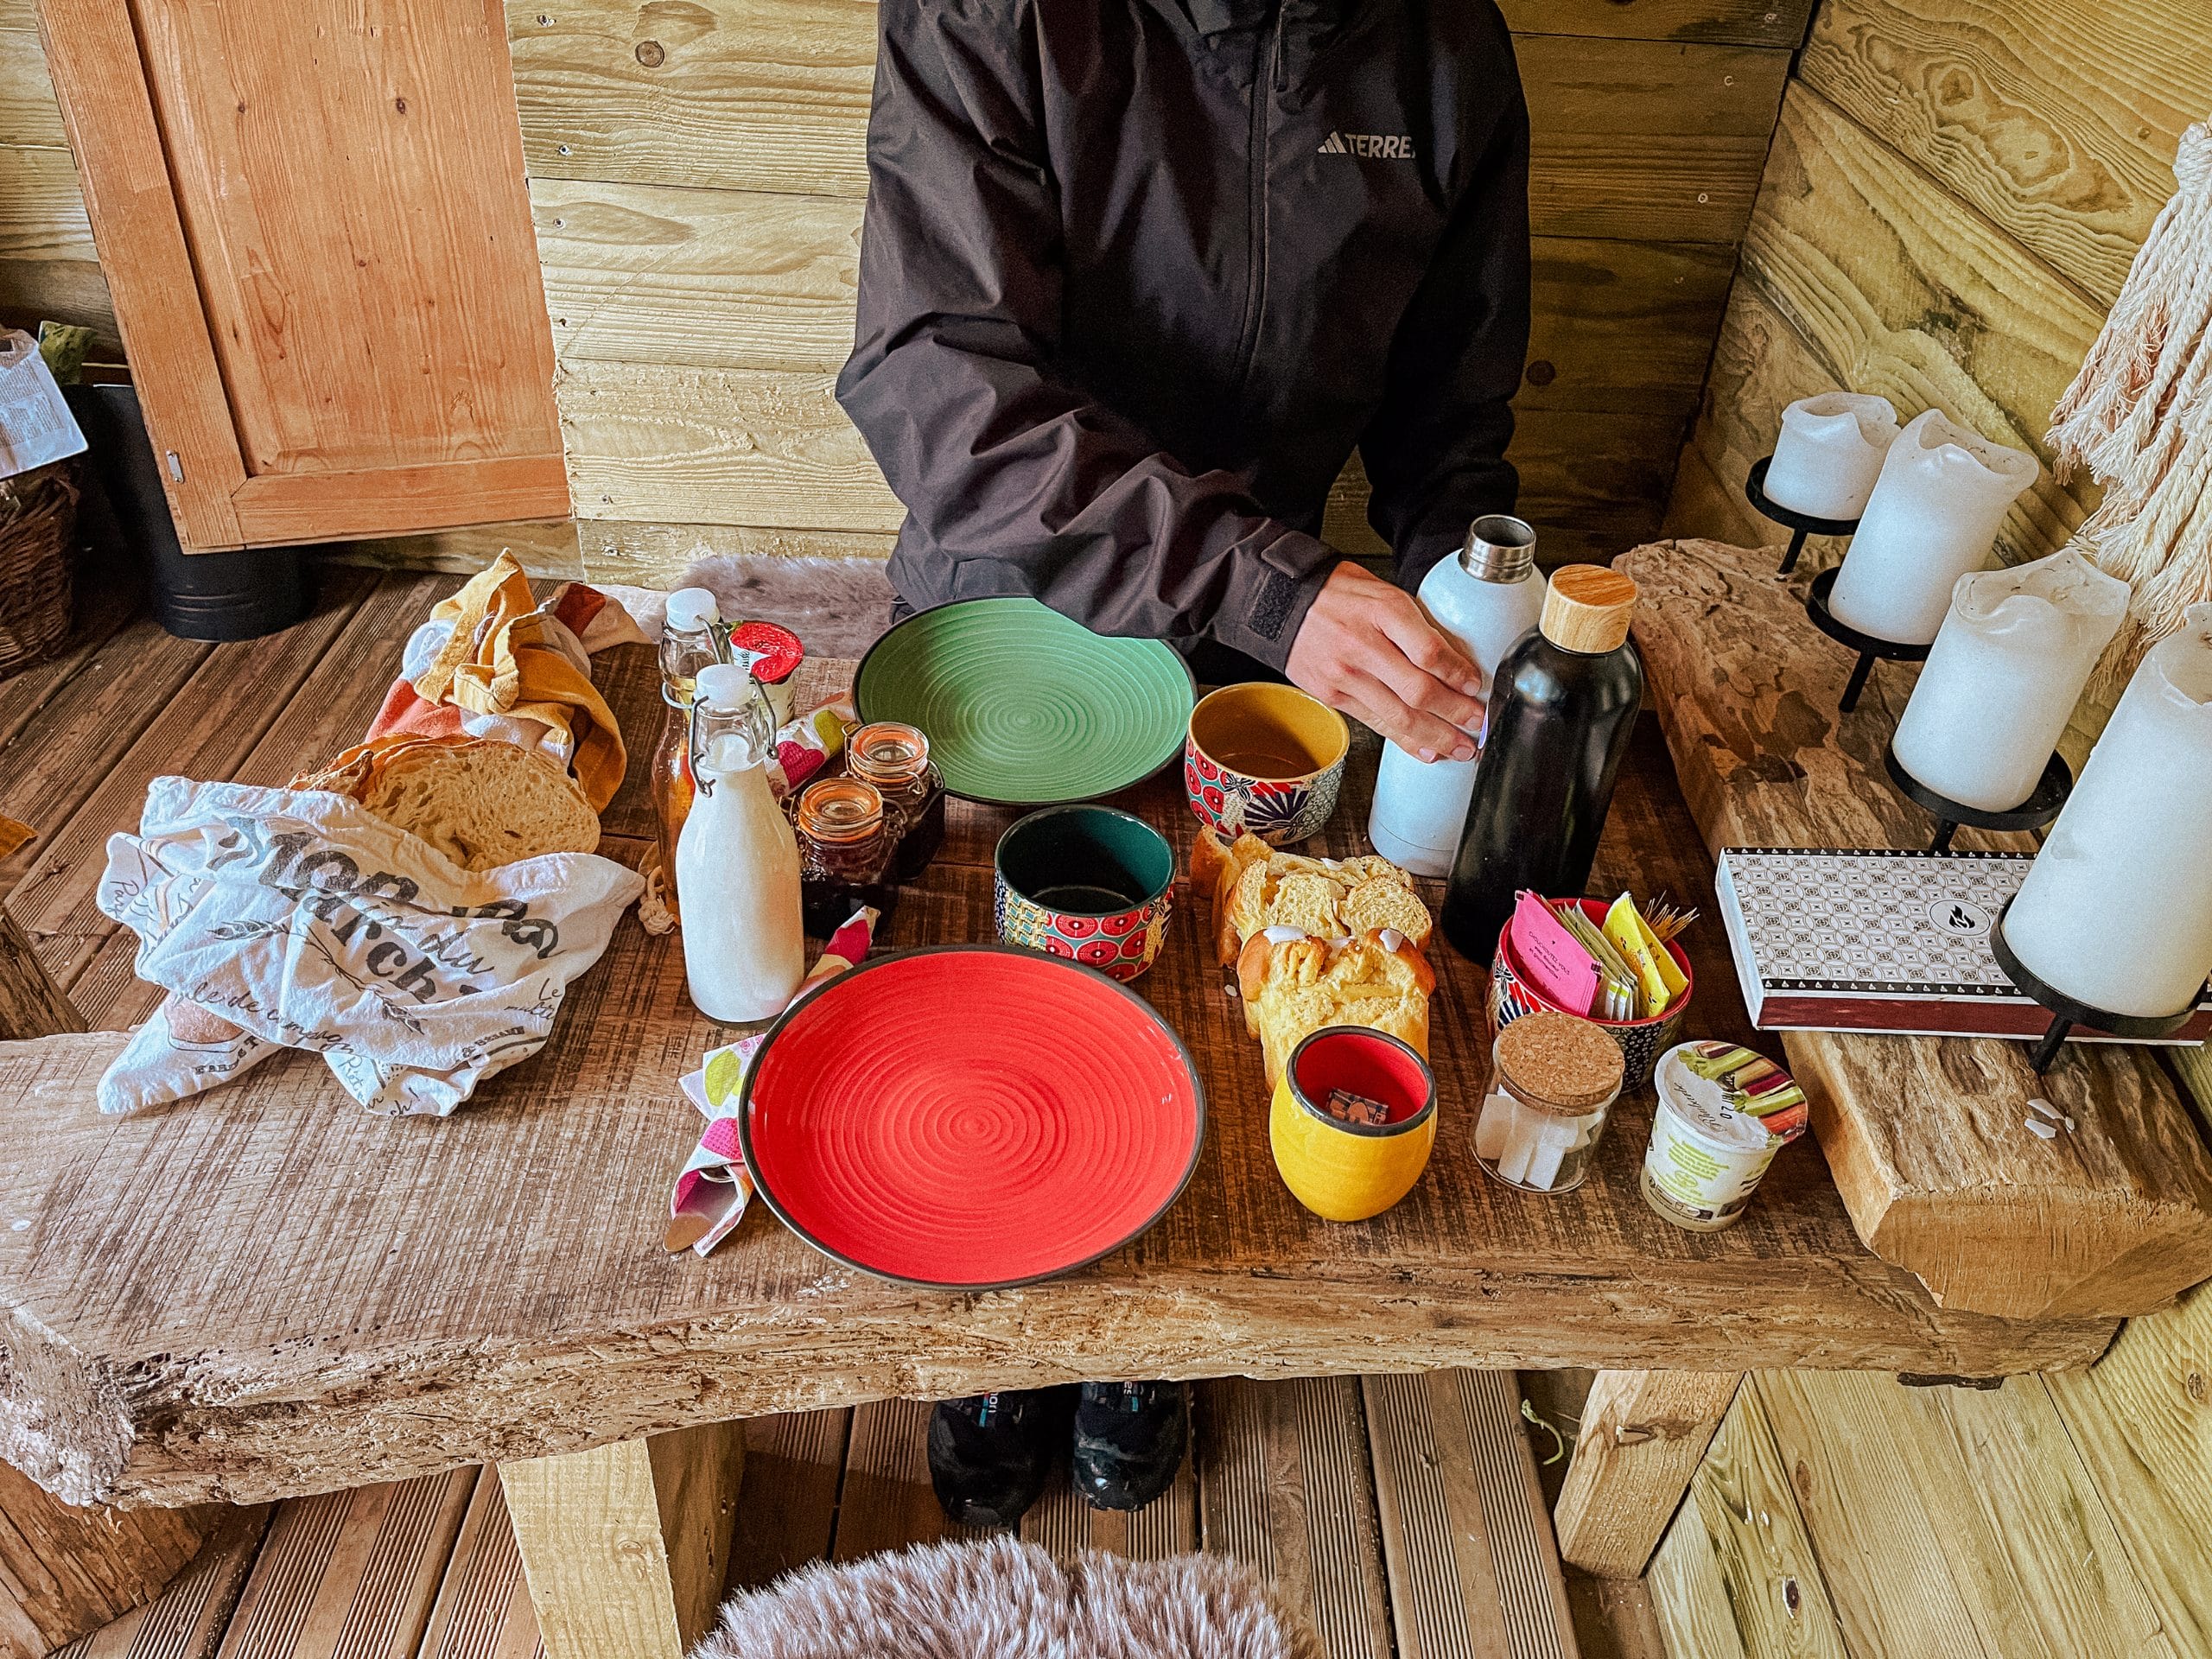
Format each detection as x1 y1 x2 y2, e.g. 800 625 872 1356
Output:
36 0 567 551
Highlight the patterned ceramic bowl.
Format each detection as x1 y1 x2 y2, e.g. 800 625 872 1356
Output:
1488 897 1693 1090
1184 683 1350 846
994 804 1176 982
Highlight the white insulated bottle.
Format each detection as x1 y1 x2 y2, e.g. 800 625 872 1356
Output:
1367 514 1544 876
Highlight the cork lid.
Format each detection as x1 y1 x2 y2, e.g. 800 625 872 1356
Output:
1495 1010 1625 1114
1540 566 1638 654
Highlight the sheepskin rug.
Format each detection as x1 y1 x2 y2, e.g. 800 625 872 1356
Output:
692 1535 1322 1659
678 552 900 660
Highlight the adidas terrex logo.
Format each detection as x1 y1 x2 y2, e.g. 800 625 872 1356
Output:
1318 130 1415 160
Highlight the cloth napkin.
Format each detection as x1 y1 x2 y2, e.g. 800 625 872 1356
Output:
668 908 877 1255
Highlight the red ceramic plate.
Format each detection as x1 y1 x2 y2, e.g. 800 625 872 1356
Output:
738 946 1205 1288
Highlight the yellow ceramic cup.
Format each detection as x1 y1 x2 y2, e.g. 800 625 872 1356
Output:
1269 1026 1439 1222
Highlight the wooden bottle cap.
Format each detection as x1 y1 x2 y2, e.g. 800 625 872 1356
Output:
1540 566 1638 654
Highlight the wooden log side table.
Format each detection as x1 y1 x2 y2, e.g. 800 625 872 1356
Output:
1618 538 2212 1322
0 640 2130 1657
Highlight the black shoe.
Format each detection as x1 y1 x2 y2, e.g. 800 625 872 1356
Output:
927 1389 1064 1528
1071 1381 1189 1512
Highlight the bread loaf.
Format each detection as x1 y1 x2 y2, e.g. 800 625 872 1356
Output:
1236 930 1434 1085
295 736 599 871
1192 828 1431 964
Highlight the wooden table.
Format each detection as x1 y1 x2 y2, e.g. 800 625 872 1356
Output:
0 631 2121 1655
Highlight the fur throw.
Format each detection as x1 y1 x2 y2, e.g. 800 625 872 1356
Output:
678 553 900 661
692 1536 1321 1659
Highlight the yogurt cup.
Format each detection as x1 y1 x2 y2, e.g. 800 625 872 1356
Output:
1641 1040 1806 1231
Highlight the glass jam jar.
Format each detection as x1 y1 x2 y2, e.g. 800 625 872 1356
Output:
794 777 894 938
848 721 944 879
1473 1009 1625 1194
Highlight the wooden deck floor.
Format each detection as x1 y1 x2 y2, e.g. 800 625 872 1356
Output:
13 559 1662 1659
50 1379 1661 1659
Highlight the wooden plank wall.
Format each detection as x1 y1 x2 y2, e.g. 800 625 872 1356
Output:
0 0 1814 586
1650 3 2212 1652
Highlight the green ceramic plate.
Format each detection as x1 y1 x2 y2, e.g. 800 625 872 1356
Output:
855 598 1196 805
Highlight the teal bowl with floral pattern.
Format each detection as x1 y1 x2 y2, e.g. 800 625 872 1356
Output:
994 805 1176 982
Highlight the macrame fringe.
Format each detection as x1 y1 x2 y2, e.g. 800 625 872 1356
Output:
2047 120 2212 694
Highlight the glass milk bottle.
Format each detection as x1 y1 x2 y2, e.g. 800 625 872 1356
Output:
651 588 725 923
1367 516 1544 876
678 663 805 1025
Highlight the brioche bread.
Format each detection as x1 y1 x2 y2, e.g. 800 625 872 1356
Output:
295 735 599 870
1192 827 1431 964
1236 930 1434 1084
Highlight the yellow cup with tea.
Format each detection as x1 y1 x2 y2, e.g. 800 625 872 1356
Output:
1269 1026 1438 1222
1184 682 1350 846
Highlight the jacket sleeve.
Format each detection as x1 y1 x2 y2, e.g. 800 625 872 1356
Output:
1357 62 1532 590
835 0 1339 670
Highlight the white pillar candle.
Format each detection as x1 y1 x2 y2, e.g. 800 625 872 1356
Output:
2001 603 2212 1019
1891 548 2128 811
1764 392 1899 519
1827 410 2039 645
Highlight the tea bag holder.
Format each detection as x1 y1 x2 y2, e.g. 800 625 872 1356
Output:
1805 566 1930 714
1880 743 2072 854
1987 897 2196 1072
1745 456 1863 576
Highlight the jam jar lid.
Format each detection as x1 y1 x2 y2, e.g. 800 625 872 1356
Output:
797 778 886 842
849 721 932 785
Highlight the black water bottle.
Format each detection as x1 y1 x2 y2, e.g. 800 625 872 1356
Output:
1442 566 1643 957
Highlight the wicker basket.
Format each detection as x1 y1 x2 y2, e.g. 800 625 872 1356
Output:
0 462 77 679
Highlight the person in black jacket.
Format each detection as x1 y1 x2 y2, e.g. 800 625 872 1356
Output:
837 0 1532 1523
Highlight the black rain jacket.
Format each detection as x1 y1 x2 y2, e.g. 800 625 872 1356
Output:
835 0 1532 671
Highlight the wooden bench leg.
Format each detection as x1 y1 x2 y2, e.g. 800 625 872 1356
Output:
0 1459 224 1655
1553 1370 1741 1579
0 902 85 1041
500 1421 746 1659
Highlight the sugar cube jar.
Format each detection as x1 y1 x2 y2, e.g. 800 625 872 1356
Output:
1473 1009 1625 1195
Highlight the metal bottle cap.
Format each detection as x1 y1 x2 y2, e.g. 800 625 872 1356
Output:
1456 514 1537 583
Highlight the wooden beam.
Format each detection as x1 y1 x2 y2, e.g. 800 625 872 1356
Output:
0 1461 223 1657
1553 1370 1739 1580
1621 537 2212 1319
500 1421 744 1659
51 1503 270 1659
0 810 78 1045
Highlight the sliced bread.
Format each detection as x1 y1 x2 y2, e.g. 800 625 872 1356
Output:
1193 827 1433 964
296 736 599 870
1235 930 1434 1085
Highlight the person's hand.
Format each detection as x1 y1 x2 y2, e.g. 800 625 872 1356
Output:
1285 563 1485 761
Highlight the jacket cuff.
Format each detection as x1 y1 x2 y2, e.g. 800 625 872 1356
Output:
1210 532 1341 672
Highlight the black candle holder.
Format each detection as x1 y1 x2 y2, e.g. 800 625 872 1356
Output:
1745 456 1863 576
1805 566 1931 715
1987 897 2196 1073
1881 743 2072 854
